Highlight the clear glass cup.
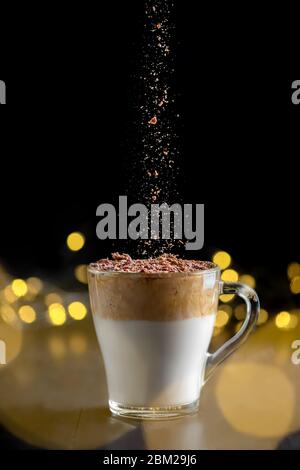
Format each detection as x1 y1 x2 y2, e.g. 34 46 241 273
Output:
88 264 259 419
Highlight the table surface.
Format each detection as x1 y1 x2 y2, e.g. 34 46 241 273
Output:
0 313 300 450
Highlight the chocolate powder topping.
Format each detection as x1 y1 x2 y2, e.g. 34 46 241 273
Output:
90 253 216 273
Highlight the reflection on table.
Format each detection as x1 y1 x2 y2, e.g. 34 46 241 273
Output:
1 308 300 449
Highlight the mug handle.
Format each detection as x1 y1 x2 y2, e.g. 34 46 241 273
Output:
204 281 260 383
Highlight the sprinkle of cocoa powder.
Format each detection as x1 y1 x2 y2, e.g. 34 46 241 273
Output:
91 253 215 274
148 116 158 125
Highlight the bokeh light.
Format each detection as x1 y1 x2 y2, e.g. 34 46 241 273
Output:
0 305 17 324
220 270 239 302
69 334 87 355
26 277 43 296
67 302 87 321
3 285 18 303
18 305 36 324
257 308 269 325
239 274 256 289
48 335 66 359
74 264 88 284
290 276 300 294
219 294 235 303
213 251 231 270
288 314 299 329
44 293 63 307
11 279 28 297
234 304 246 321
48 303 66 326
213 327 222 337
275 311 291 329
287 262 300 280
216 363 295 438
218 304 232 315
215 309 230 328
66 232 85 252
221 269 239 282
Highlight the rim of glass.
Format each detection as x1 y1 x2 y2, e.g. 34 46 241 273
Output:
87 262 220 277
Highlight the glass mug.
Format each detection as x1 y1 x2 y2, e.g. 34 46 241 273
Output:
88 264 259 419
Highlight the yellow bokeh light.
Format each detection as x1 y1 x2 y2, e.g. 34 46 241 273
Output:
234 304 246 320
216 363 295 438
3 285 18 303
66 232 85 252
74 265 88 284
48 303 66 326
239 274 256 289
221 269 239 283
213 251 231 270
215 310 230 328
0 305 17 324
44 293 63 307
275 311 291 329
11 279 28 297
48 335 66 359
68 302 87 321
287 262 300 280
18 305 36 324
213 327 222 337
220 294 235 303
288 314 299 329
290 276 300 294
218 304 232 315
27 277 43 295
69 334 87 355
257 308 269 325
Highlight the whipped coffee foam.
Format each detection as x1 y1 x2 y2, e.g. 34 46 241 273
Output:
88 254 219 321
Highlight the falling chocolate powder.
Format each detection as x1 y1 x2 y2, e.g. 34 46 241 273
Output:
148 116 158 125
124 0 183 257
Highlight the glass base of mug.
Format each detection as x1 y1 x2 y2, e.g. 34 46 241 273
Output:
109 399 199 420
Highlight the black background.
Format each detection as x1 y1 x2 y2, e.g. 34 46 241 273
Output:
0 0 299 456
0 1 299 279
